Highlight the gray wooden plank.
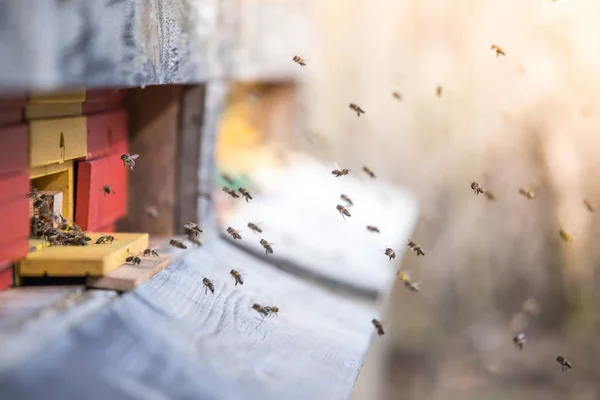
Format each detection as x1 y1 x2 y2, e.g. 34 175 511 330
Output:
0 238 380 400
86 256 172 292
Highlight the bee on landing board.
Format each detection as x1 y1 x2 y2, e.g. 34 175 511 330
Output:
559 229 573 242
222 186 240 198
184 222 203 236
556 356 572 372
252 303 270 317
259 239 274 255
407 240 425 256
392 92 402 101
367 225 380 233
126 255 142 265
398 271 420 292
362 166 376 178
248 222 263 233
372 319 385 336
513 333 526 350
491 44 506 57
292 55 306 66
203 278 215 294
230 269 244 286
264 305 279 317
96 235 115 244
340 194 353 207
471 182 485 195
121 153 140 170
584 199 595 212
226 227 242 240
436 85 443 98
103 185 116 196
169 239 188 249
238 187 253 202
384 248 396 261
143 248 159 257
336 204 351 219
349 103 365 117
519 188 536 199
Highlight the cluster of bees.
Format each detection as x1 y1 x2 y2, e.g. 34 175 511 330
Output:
293 53 574 372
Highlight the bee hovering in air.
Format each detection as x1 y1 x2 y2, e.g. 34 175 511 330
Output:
202 278 215 294
103 185 116 196
252 303 270 318
143 248 159 257
292 55 306 66
349 103 365 117
559 229 573 242
340 194 353 207
584 199 595 212
407 239 425 256
247 222 263 234
238 187 253 202
126 255 142 265
372 319 385 336
470 182 485 195
259 239 274 255
513 333 527 350
121 153 140 170
222 186 240 198
398 271 420 292
367 225 380 233
384 248 396 261
436 85 443 98
230 269 244 286
556 356 572 372
491 44 506 57
169 239 188 249
331 164 351 177
336 204 351 219
362 166 376 178
484 190 496 201
96 235 115 244
392 92 402 101
519 187 536 199
184 222 203 236
226 226 242 240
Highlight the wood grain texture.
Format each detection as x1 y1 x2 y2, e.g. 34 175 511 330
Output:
0 238 380 400
87 255 172 292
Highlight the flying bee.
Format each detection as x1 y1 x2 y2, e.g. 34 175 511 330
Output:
470 182 485 195
584 199 595 212
144 205 159 219
392 92 402 101
121 153 140 170
292 55 306 66
331 168 350 177
340 194 353 207
484 190 496 201
248 222 263 233
372 319 385 336
556 356 572 372
513 333 527 350
519 188 536 199
491 44 506 57
103 185 116 196
407 239 425 256
264 305 279 317
203 277 215 294
398 271 420 292
230 269 244 286
226 227 242 240
222 186 240 198
126 255 142 265
96 235 114 244
384 248 396 261
259 239 274 255
349 103 365 117
367 225 380 233
362 166 376 178
184 222 203 236
238 187 253 202
336 204 351 219
252 303 270 317
436 85 443 98
143 248 159 257
559 229 573 242
169 239 188 249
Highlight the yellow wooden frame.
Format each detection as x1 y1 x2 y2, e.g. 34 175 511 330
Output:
28 116 87 168
30 161 74 220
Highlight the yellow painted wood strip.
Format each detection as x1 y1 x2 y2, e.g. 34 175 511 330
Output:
18 233 149 277
25 103 83 120
29 89 86 104
30 161 74 220
29 116 87 168
29 239 50 252
87 255 172 292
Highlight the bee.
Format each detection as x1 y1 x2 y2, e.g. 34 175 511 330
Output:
336 204 351 219
362 166 376 178
407 239 425 256
222 186 240 198
491 44 506 57
96 235 115 244
398 271 420 292
519 188 536 199
203 277 215 294
248 222 263 233
584 199 595 212
372 319 385 336
230 269 244 286
340 194 353 207
27 186 40 199
471 182 485 195
292 55 306 66
121 153 140 170
238 187 253 202
349 103 365 117
169 239 188 249
226 227 242 240
559 229 573 242
384 248 396 261
513 333 527 350
392 92 402 101
436 85 443 98
556 356 572 372
144 205 159 219
103 185 116 196
252 303 270 317
367 225 380 233
259 239 274 255
264 305 279 317
184 222 203 236
331 168 351 177
221 173 236 186
126 255 142 265
143 248 159 257
484 190 496 201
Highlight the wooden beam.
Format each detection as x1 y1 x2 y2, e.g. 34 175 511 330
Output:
86 255 172 292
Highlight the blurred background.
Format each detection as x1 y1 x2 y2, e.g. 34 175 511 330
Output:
215 0 600 399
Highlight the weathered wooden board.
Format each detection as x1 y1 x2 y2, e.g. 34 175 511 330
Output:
87 255 172 292
0 238 380 400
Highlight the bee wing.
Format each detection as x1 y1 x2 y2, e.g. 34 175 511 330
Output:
129 154 140 160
